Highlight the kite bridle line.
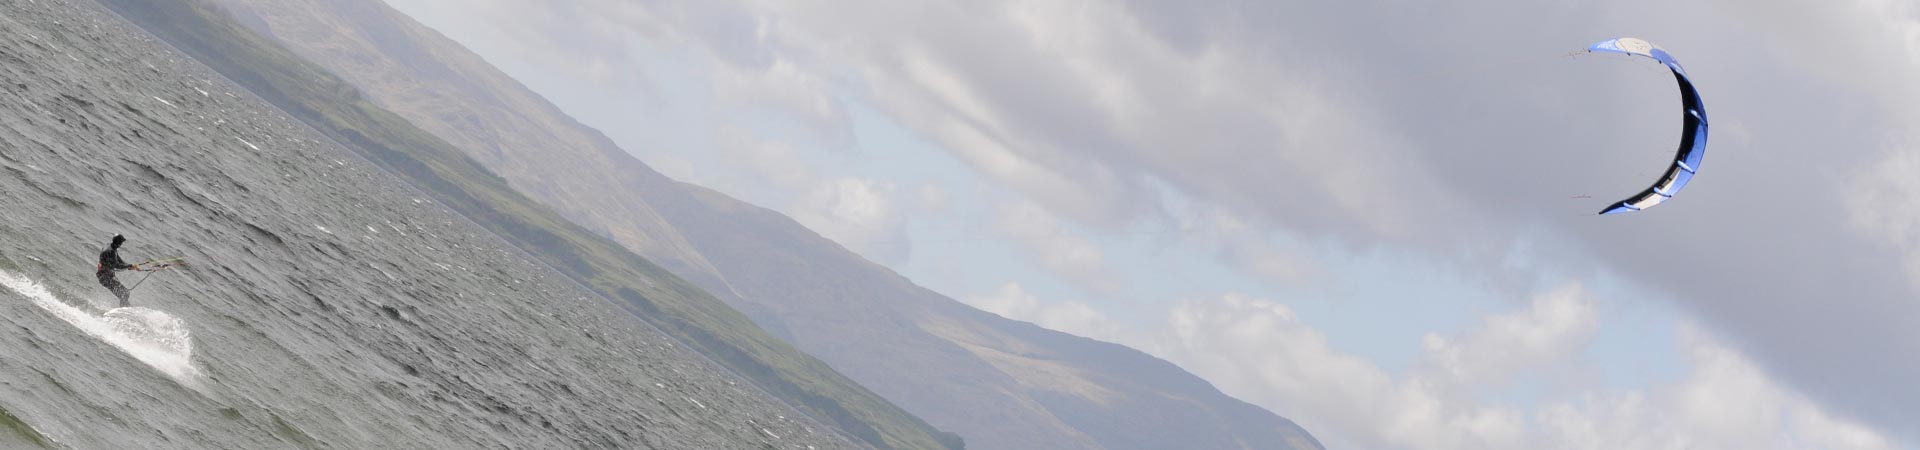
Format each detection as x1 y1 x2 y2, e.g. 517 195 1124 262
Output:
135 257 186 266
126 259 183 296
125 263 180 295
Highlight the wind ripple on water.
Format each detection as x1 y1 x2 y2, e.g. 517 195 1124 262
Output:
0 270 204 389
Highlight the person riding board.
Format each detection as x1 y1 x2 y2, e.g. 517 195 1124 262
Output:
96 234 139 307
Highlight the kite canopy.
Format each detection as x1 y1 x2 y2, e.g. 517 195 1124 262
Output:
1587 37 1708 215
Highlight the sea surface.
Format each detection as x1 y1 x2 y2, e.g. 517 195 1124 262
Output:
0 0 860 448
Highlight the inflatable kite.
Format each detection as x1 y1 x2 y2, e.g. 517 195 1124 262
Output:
1588 37 1709 215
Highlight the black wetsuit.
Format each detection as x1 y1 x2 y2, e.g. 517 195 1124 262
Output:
97 244 134 306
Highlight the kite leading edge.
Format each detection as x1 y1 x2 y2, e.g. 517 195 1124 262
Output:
1587 37 1709 215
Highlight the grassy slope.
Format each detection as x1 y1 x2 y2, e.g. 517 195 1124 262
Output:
90 1 964 448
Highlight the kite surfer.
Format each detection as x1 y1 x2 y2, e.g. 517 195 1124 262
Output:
96 234 138 307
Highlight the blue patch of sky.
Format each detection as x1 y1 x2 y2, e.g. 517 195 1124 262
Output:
841 102 1073 302
1578 271 1685 390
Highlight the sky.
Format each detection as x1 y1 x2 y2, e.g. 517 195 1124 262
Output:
380 0 1917 448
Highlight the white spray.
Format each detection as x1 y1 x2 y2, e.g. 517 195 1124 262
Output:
0 270 203 389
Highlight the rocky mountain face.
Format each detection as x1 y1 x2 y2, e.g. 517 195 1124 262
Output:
655 185 1327 450
0 0 865 448
219 0 739 298
185 0 1327 448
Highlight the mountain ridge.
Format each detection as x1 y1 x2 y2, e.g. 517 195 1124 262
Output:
179 0 1327 448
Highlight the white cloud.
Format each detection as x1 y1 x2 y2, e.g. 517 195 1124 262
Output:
441 0 1427 233
917 183 951 215
1421 284 1597 385
791 177 909 263
710 55 853 147
1528 327 1894 450
983 285 1895 450
871 45 1149 225
717 129 815 190
965 282 1041 319
1845 138 1920 287
1187 210 1323 284
1149 293 1400 447
1218 240 1315 283
991 201 1121 294
964 282 1118 340
1706 0 1920 116
388 0 668 88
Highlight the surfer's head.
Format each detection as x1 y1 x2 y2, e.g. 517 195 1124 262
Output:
110 234 125 248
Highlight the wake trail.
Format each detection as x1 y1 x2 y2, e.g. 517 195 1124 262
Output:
0 270 204 389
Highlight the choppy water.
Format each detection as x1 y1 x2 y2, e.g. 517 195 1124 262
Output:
0 271 204 389
0 0 863 448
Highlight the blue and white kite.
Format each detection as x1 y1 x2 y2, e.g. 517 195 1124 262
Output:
1587 37 1709 215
